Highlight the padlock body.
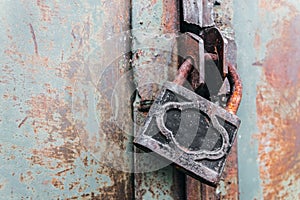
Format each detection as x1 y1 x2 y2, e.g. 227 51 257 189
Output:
134 82 240 185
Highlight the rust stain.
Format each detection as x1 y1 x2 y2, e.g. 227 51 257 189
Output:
254 32 261 51
70 19 90 51
264 19 300 89
26 84 83 169
52 178 64 190
186 177 201 200
255 10 300 199
162 0 178 33
19 171 34 183
4 28 49 72
258 0 298 14
36 0 58 22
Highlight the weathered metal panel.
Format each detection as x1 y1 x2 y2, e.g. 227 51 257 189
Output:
0 1 132 199
235 0 300 199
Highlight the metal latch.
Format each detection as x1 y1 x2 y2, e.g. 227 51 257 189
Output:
134 0 242 186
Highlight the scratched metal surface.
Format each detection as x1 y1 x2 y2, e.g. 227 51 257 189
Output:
0 1 132 199
235 0 300 199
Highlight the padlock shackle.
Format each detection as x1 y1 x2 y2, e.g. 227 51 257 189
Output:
226 64 242 114
173 58 193 86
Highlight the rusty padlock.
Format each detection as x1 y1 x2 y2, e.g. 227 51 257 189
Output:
134 58 242 185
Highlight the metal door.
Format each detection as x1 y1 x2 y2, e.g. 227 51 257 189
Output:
0 0 299 199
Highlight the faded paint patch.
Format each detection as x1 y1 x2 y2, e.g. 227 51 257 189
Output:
255 3 300 199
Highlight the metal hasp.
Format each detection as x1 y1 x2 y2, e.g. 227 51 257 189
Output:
133 0 242 193
180 0 228 88
177 28 227 92
182 0 215 27
134 59 242 185
177 32 205 85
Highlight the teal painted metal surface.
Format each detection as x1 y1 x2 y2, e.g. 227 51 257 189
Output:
131 0 178 101
235 0 300 199
0 0 132 199
234 1 263 199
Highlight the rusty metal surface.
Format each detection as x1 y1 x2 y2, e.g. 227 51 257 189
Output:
0 1 132 199
235 0 300 199
185 177 201 200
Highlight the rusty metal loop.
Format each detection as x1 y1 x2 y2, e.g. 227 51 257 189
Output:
173 57 193 85
226 64 242 114
138 58 193 112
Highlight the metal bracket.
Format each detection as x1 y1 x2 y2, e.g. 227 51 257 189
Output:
177 32 205 86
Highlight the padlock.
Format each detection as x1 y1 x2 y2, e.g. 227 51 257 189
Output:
133 58 242 185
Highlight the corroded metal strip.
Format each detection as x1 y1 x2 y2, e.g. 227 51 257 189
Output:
182 0 215 27
132 0 186 199
186 177 201 200
182 0 203 26
132 0 179 102
200 1 239 199
177 33 205 85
